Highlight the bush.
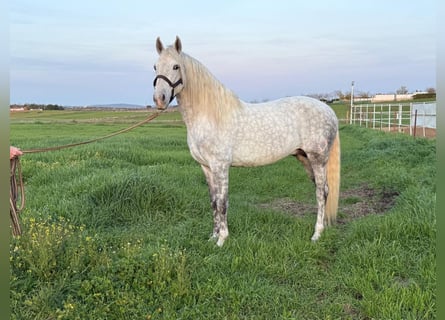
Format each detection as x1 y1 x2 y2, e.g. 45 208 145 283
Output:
412 93 436 100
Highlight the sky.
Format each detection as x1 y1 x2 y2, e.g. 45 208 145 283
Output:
10 0 436 106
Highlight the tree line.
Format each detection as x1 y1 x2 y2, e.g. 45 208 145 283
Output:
10 103 65 110
310 86 436 101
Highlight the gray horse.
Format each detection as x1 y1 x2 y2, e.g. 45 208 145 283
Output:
153 36 340 246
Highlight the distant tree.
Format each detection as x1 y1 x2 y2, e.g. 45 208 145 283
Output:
396 86 408 94
426 87 436 94
343 91 352 101
357 91 371 98
46 104 64 110
306 93 326 100
334 90 346 100
14 103 64 110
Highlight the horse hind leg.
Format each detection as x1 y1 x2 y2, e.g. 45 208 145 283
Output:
215 196 229 247
306 156 329 242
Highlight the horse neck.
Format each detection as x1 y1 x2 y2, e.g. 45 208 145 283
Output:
177 54 242 126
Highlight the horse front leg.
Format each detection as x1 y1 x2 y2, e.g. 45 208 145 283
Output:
201 164 230 246
200 165 219 240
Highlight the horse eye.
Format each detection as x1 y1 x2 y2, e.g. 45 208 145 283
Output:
173 64 180 70
153 65 156 71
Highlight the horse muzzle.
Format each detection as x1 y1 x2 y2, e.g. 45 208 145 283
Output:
153 93 168 110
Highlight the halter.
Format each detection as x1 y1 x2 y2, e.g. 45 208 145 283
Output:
153 74 183 103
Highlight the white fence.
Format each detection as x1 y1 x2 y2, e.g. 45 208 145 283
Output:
349 102 436 137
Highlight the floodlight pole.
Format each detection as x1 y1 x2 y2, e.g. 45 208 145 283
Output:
349 81 354 124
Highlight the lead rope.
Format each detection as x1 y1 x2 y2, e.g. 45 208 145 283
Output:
22 111 162 154
10 156 25 236
10 110 163 235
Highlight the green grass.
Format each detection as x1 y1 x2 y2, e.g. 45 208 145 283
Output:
10 109 183 124
10 110 436 319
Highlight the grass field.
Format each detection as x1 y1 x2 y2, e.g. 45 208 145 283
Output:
10 109 436 319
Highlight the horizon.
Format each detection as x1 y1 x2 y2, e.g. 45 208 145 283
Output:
10 1 436 106
9 89 437 109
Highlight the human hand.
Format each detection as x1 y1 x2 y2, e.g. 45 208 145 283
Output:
10 146 23 159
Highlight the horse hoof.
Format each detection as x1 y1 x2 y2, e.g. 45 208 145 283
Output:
311 233 320 242
208 233 218 242
216 238 225 247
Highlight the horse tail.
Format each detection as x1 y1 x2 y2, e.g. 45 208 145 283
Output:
326 131 340 225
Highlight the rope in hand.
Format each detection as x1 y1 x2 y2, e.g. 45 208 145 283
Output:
9 111 163 235
10 150 25 236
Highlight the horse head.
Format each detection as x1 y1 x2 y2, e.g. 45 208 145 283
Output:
153 36 186 110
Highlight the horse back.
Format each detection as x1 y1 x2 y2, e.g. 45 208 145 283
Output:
230 96 338 166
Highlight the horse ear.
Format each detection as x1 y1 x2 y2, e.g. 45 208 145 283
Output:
156 37 164 55
174 36 182 54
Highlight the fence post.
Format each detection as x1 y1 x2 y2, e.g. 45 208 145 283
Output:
413 109 417 137
380 104 383 131
349 102 353 125
388 104 391 131
351 107 357 124
398 104 402 132
365 104 369 127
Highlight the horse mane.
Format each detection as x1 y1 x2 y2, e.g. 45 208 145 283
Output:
167 47 243 125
